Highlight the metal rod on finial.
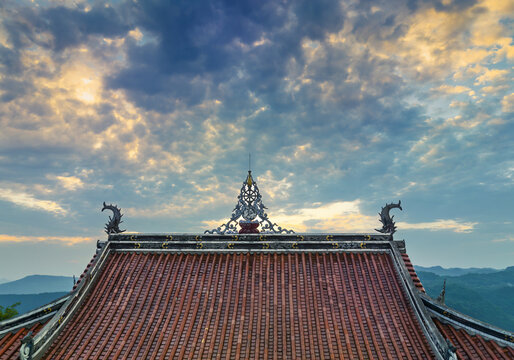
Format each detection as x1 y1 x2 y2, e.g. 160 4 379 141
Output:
249 153 251 172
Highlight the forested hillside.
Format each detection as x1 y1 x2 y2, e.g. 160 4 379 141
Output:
0 275 73 318
417 266 514 332
0 292 68 315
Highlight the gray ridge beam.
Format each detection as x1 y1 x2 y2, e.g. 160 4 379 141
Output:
421 293 514 347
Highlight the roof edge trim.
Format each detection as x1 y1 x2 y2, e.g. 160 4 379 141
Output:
421 293 514 347
25 242 112 360
105 233 398 253
0 294 69 335
388 243 450 359
0 313 54 340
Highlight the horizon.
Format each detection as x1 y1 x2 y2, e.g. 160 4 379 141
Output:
0 0 513 279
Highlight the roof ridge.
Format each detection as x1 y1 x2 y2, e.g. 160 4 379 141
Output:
421 293 514 346
0 294 70 336
105 233 397 253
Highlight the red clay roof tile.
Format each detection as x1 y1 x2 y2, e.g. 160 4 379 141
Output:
402 253 426 292
435 318 514 360
43 252 435 359
0 321 45 360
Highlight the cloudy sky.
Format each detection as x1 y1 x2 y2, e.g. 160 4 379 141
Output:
0 0 512 280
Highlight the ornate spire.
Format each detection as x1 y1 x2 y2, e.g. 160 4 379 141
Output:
205 170 294 234
437 279 446 305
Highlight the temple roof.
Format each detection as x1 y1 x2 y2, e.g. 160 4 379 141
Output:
1 172 513 359
44 250 434 359
1 234 513 359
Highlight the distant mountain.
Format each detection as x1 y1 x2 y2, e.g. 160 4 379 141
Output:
0 275 74 295
0 292 68 315
0 278 10 285
414 265 500 277
417 266 514 332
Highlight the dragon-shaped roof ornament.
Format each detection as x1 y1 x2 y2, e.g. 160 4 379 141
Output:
375 200 402 235
101 202 125 234
205 170 294 234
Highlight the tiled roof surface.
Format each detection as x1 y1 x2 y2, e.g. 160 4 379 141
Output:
434 318 514 359
0 321 45 360
43 251 435 359
401 253 425 293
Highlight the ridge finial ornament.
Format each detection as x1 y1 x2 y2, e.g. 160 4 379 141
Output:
20 331 34 360
205 170 294 234
444 338 457 360
437 279 446 305
375 200 402 235
102 202 126 234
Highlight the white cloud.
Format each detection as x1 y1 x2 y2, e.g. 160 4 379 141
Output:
474 69 509 85
0 186 66 215
394 182 419 196
257 171 294 200
54 175 85 191
501 93 514 113
0 234 95 245
433 85 471 94
491 236 514 243
399 219 477 233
